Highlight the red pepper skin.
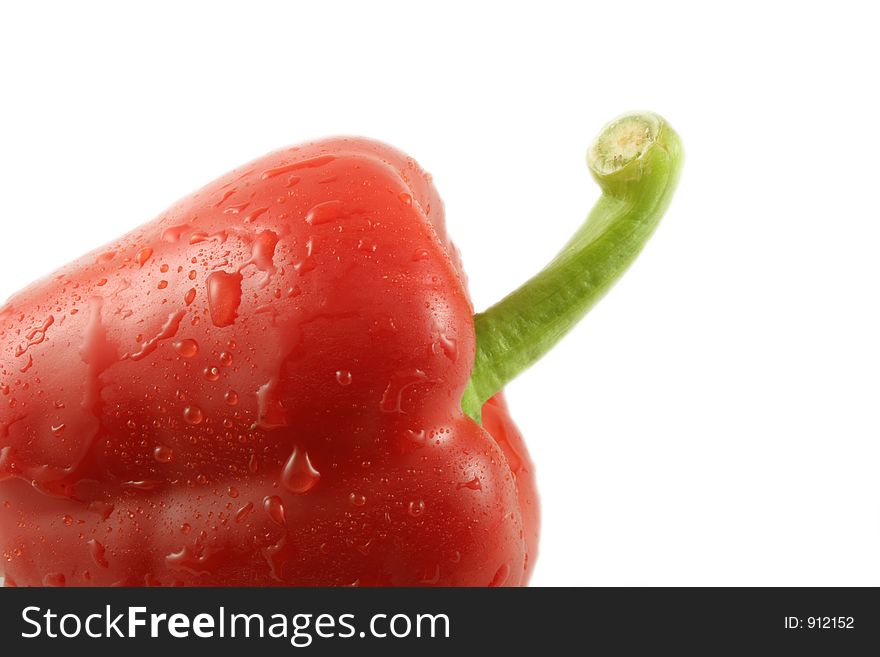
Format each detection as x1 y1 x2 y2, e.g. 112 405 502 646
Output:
0 139 538 586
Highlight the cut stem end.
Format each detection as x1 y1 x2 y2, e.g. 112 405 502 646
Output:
588 112 663 180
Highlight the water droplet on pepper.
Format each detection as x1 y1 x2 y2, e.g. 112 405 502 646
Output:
281 446 321 494
206 271 243 328
183 405 203 425
136 248 153 267
172 338 199 358
153 445 173 463
235 501 254 523
263 495 286 526
88 538 109 568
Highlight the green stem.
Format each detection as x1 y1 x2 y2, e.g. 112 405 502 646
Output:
462 112 684 421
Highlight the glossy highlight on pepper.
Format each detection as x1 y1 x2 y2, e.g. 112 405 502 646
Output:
0 112 682 587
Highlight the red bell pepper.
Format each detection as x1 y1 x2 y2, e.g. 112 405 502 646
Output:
0 112 681 586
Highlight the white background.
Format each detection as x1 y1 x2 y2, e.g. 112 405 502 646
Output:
2 2 878 586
